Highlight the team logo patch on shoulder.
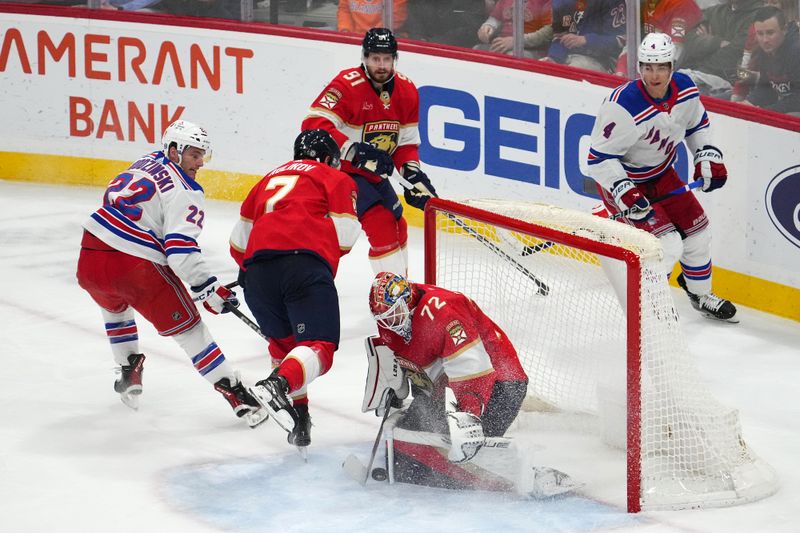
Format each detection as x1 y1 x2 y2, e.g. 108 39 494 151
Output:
363 121 400 153
319 91 340 110
446 320 467 347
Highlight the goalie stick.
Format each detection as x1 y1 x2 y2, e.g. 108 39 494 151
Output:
391 173 550 296
343 390 396 485
518 180 705 256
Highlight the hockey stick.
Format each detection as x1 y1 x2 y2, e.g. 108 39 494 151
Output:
520 180 704 256
610 179 703 220
391 174 550 296
343 389 396 485
221 281 269 341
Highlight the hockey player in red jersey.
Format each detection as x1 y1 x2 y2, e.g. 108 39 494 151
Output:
230 129 361 450
302 27 437 276
76 120 266 426
365 271 532 489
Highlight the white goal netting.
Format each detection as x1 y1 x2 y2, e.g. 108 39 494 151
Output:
426 198 778 512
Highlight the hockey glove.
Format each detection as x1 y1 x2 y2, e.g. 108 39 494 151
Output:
402 163 437 210
447 411 485 463
693 145 727 192
344 141 395 177
191 276 239 315
610 179 652 221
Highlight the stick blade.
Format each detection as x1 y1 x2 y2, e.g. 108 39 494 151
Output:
343 454 368 486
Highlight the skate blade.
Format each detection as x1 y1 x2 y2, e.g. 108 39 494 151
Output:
248 385 295 433
701 312 740 324
245 408 269 428
297 446 308 462
119 389 141 411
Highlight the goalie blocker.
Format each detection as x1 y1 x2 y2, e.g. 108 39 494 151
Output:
360 336 579 498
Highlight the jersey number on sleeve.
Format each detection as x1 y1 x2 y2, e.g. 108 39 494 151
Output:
186 205 205 228
420 296 447 321
263 175 299 213
103 172 156 221
343 70 366 87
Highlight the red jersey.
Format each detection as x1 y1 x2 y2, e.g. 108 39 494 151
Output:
302 66 421 180
229 159 360 276
615 0 702 74
643 0 702 44
377 284 527 417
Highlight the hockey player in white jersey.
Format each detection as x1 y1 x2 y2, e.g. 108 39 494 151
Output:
587 33 737 322
76 120 268 425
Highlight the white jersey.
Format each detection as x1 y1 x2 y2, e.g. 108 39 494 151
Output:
587 71 712 190
83 150 212 287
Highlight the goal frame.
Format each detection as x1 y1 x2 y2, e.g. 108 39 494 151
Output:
424 197 647 512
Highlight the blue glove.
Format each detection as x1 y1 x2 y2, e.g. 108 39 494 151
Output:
402 164 437 210
346 142 394 177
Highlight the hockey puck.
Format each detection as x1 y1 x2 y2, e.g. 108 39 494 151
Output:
371 467 388 481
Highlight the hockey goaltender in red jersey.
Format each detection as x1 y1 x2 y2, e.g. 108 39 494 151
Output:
363 271 559 493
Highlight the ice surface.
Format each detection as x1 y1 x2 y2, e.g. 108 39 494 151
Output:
1 180 797 532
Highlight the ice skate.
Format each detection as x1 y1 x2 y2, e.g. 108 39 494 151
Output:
114 353 145 410
288 403 311 447
677 273 739 323
214 375 269 428
249 371 299 434
289 403 312 461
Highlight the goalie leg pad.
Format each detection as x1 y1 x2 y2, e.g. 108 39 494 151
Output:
362 336 409 414
392 439 515 492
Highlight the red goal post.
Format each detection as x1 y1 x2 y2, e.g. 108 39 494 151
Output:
423 197 777 512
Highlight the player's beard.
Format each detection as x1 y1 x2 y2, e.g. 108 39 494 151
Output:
366 65 394 85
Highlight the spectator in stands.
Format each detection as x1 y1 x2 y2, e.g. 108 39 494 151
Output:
731 0 798 101
678 0 764 98
474 0 553 59
614 0 703 76
543 0 627 73
338 0 408 35
736 5 800 113
404 0 489 47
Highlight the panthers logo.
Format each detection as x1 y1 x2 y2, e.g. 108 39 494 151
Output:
364 121 399 154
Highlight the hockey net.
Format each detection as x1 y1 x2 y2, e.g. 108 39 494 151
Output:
424 198 778 512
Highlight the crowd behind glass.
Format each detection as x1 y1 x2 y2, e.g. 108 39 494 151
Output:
12 1 800 115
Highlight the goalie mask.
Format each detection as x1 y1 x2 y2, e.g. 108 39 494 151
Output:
369 271 413 339
162 120 212 164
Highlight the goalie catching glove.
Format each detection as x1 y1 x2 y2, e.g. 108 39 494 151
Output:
402 163 437 210
693 145 727 192
343 141 395 177
610 179 652 221
191 276 239 315
447 411 485 463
